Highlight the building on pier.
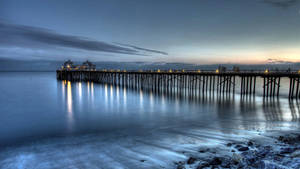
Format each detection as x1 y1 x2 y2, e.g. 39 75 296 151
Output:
61 60 96 70
61 60 75 70
80 60 96 70
218 66 227 73
233 66 240 72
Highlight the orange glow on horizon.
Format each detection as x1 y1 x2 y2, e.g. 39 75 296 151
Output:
171 47 300 65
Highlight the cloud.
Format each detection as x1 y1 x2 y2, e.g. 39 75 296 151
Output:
267 58 293 64
115 43 168 55
0 21 167 56
262 0 300 8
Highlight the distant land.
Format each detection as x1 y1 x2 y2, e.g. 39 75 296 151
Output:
0 58 300 72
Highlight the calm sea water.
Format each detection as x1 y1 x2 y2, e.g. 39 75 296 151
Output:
0 72 300 168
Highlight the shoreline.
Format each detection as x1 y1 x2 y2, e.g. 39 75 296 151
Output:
176 131 300 169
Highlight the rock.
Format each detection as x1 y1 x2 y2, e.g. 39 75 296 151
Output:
248 141 254 146
210 157 222 165
256 150 269 158
226 143 232 147
220 158 232 168
257 160 287 169
140 160 146 162
175 161 184 165
264 145 272 150
235 144 242 149
199 150 205 153
241 151 249 156
187 157 197 164
177 134 300 168
280 147 295 154
278 135 299 145
291 150 300 157
238 146 249 152
243 152 257 164
247 157 257 164
177 164 185 169
232 153 243 163
199 148 209 153
197 162 210 169
249 160 264 168
279 136 284 141
274 155 283 161
290 159 300 168
233 160 239 165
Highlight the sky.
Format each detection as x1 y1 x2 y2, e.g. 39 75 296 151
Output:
0 0 300 64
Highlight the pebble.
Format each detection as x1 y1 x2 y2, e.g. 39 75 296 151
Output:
292 150 300 157
187 157 197 164
210 157 222 165
199 150 205 153
197 162 209 169
248 141 254 146
226 143 232 147
238 146 249 152
177 164 185 169
280 147 295 154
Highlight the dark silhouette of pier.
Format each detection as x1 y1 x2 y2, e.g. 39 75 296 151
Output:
56 70 300 99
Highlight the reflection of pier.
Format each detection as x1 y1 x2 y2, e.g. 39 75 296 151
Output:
288 100 300 121
57 70 300 99
262 99 283 121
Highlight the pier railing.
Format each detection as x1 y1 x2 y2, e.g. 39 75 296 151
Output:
56 70 300 99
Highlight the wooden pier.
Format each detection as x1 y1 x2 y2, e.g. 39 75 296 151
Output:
56 70 300 99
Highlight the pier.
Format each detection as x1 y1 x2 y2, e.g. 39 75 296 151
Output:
56 70 300 99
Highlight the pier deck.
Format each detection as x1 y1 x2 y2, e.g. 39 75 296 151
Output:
57 70 300 99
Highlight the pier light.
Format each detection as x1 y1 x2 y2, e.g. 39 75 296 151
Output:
298 70 300 74
265 69 269 74
197 69 201 73
169 69 172 73
139 69 143 72
117 69 120 72
157 69 161 73
67 64 70 69
123 70 127 72
216 69 219 73
182 69 185 72
103 69 107 72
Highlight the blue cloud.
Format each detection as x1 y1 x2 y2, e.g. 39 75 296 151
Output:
262 0 300 8
0 21 167 56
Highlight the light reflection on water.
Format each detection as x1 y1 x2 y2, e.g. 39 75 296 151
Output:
0 72 300 146
104 84 108 111
139 89 144 111
123 87 127 110
61 80 300 124
77 82 82 111
66 81 74 132
78 82 82 99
